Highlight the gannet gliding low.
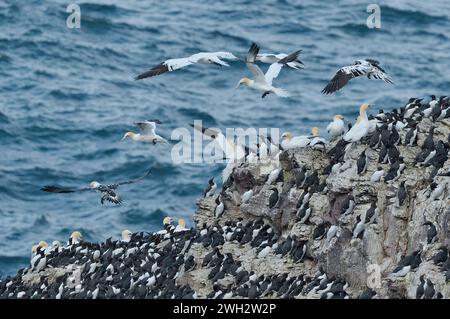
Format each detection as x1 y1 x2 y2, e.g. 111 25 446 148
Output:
122 120 168 144
41 168 152 205
236 43 300 98
322 59 393 94
135 52 238 80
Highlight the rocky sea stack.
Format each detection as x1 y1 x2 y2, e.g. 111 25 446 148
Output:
1 98 449 299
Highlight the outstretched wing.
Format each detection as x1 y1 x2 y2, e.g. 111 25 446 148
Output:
369 65 394 84
214 51 239 61
135 121 156 135
41 185 92 193
245 43 266 83
264 50 301 85
134 57 195 80
112 168 152 188
321 63 371 94
190 123 220 139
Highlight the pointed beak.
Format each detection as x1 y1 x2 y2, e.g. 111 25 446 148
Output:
235 82 241 89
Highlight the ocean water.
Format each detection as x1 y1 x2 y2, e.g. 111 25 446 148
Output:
1 0 450 277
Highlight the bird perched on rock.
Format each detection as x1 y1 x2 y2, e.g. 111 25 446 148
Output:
341 195 355 215
344 104 370 143
356 150 368 175
391 250 421 277
203 177 217 197
370 167 384 182
397 181 407 206
268 187 280 209
214 196 224 218
423 221 437 245
327 115 346 140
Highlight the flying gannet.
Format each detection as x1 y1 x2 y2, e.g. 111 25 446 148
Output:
256 51 304 70
135 52 238 80
41 168 152 205
236 43 300 98
122 120 168 144
322 59 393 94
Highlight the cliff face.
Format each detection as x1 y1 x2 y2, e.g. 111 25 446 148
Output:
1 103 449 299
192 117 449 299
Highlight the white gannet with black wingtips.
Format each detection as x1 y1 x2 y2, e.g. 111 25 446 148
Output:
321 59 393 94
41 168 152 205
122 120 168 144
326 115 346 140
256 50 304 70
280 132 311 150
236 43 300 98
309 127 328 149
135 51 238 80
344 104 370 143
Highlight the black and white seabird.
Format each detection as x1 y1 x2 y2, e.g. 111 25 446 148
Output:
341 195 355 215
241 189 253 204
416 275 425 299
397 181 407 206
356 150 368 175
352 215 365 239
423 221 437 245
321 59 393 94
313 222 330 240
135 51 238 80
122 120 168 144
364 202 378 224
203 177 217 197
214 196 224 218
370 167 384 182
237 43 301 98
391 250 421 277
42 168 152 205
268 187 280 209
423 279 435 299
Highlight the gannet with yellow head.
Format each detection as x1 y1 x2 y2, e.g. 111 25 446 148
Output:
121 120 168 145
309 127 328 149
326 115 346 139
236 43 301 98
69 231 82 245
280 132 311 150
121 229 132 242
174 218 188 233
344 104 370 143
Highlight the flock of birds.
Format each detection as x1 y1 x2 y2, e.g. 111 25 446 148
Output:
5 41 450 299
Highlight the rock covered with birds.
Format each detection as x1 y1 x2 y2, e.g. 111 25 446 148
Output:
1 96 449 299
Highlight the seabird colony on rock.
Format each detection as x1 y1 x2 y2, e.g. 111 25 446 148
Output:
5 96 449 299
12 37 449 299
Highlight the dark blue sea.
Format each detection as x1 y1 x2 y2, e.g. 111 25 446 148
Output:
1 0 450 277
